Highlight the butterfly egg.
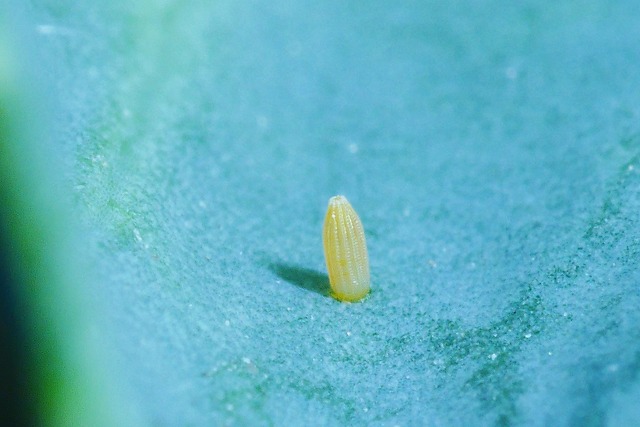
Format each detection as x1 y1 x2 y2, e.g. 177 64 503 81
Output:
323 195 370 302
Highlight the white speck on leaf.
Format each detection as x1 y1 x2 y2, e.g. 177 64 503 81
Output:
256 115 269 129
505 66 518 79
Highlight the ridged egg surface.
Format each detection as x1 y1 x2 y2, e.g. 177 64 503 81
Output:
322 195 370 302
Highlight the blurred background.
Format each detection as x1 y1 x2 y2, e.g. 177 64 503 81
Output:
2 1 640 425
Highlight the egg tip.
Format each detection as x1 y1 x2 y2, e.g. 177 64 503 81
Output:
328 194 349 206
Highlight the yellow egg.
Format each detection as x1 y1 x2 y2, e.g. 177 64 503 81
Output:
322 195 370 302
